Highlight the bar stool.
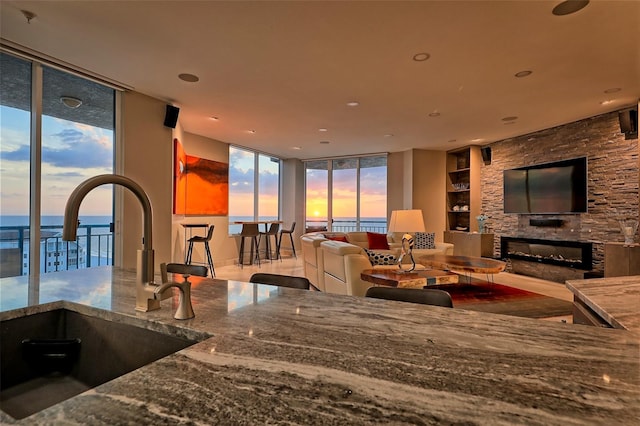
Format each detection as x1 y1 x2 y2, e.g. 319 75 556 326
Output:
259 222 280 261
277 221 296 259
238 223 260 268
185 225 215 277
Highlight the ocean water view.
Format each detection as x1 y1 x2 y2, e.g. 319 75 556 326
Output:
0 215 113 227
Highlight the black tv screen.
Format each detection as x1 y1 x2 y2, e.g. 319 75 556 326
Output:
504 157 588 214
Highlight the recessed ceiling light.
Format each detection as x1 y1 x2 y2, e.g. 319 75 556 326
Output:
60 96 82 108
178 73 199 83
413 52 430 62
346 101 360 107
448 139 457 143
604 87 621 94
292 146 302 150
471 138 483 143
600 100 614 106
248 130 256 134
428 111 441 117
318 128 328 132
384 133 394 138
320 141 330 144
514 70 533 78
552 0 589 16
501 116 518 121
209 116 219 121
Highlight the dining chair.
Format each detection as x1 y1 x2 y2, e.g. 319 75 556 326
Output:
277 221 296 259
238 223 261 268
365 286 453 308
249 273 311 290
258 222 280 262
185 225 215 277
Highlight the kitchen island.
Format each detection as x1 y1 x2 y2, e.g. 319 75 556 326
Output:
566 275 640 332
1 267 639 425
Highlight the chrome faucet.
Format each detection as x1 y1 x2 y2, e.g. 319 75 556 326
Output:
62 174 167 312
154 263 199 320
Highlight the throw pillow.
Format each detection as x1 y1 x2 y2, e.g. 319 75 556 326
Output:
326 235 348 242
367 232 390 250
414 232 436 249
364 248 397 266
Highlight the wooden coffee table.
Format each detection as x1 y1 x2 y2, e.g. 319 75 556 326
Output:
417 254 506 282
361 268 459 289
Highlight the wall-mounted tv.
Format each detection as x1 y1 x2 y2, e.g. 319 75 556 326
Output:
503 157 588 214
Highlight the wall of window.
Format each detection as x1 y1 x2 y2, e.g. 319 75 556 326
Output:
0 51 115 278
228 146 281 234
304 155 387 233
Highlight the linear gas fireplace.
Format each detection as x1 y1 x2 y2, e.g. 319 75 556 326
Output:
500 237 592 271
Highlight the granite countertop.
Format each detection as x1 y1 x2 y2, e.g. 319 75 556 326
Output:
566 275 640 332
1 267 639 425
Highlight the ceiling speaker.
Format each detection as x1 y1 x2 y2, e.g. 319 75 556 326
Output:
164 105 180 128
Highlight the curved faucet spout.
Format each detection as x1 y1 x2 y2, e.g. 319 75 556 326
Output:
63 174 160 312
62 174 152 250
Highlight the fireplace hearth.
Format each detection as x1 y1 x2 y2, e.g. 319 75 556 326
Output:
500 237 592 271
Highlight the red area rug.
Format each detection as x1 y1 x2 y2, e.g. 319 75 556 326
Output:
427 281 573 319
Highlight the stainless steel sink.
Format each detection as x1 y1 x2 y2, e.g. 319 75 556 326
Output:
0 306 210 420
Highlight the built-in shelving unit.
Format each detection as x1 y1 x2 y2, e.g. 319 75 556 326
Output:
446 146 482 233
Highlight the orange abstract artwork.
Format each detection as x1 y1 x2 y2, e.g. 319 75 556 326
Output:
173 138 229 215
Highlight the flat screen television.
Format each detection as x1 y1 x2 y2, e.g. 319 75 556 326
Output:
503 157 588 214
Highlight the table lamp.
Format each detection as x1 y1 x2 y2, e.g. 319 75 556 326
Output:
388 209 426 272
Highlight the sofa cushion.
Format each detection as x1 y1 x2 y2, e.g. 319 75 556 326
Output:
326 235 348 242
367 232 390 250
363 248 397 266
414 232 436 249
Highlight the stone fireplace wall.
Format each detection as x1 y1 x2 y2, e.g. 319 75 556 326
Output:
481 110 639 274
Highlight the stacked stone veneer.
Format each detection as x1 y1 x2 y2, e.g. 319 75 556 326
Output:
481 110 639 274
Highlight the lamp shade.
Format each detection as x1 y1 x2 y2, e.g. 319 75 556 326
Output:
388 209 426 233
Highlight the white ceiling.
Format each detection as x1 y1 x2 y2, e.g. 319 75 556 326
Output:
1 1 638 159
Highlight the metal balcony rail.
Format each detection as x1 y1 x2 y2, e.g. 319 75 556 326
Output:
0 223 113 276
305 219 387 234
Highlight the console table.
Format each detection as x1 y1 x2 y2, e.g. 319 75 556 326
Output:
604 242 640 277
444 231 494 257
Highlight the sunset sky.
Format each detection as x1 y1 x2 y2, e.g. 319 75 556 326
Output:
1 105 386 222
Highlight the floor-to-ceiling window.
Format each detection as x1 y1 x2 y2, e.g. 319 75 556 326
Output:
304 155 387 233
228 146 281 234
0 51 115 278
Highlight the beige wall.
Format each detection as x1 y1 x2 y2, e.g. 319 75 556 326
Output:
170 132 233 267
387 149 447 242
120 91 173 271
281 158 305 251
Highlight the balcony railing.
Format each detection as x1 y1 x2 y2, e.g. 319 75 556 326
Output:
305 219 387 234
0 223 113 277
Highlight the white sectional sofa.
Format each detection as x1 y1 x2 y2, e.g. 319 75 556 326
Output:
300 231 454 297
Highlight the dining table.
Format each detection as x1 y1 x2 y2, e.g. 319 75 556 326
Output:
232 220 283 262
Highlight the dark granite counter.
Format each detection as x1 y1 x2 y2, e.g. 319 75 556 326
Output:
1 267 639 424
566 275 640 332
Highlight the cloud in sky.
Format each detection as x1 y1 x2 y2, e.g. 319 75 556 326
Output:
0 128 112 168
